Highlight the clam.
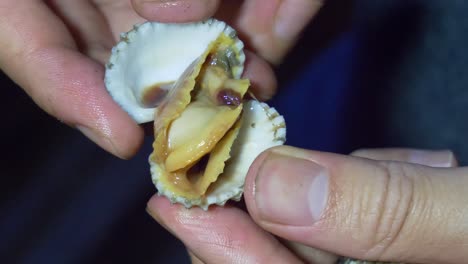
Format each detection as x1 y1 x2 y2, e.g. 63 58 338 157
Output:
105 19 286 209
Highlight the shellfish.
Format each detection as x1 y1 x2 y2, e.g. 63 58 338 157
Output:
105 19 286 209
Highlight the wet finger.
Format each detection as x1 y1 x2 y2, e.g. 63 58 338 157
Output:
131 0 220 23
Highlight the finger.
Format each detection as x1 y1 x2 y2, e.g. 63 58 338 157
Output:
245 146 468 263
93 0 145 41
351 148 458 168
188 251 204 264
242 50 277 101
282 240 338 264
131 0 220 23
146 195 302 264
46 0 115 64
0 1 143 158
217 0 323 64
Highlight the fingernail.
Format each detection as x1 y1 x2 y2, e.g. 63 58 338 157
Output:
409 150 457 168
77 125 124 159
255 153 329 226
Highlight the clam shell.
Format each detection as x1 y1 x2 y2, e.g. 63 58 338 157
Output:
105 19 245 124
105 19 286 210
150 100 286 210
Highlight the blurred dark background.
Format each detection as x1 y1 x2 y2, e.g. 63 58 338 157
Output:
1 1 467 263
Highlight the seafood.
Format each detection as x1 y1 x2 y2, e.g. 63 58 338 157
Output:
105 19 286 209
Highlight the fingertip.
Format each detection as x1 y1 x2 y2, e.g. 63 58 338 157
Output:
27 48 144 160
146 194 210 230
80 93 145 159
245 146 468 263
145 194 161 220
115 122 145 159
244 148 274 217
246 147 330 228
243 50 277 101
131 0 220 23
244 146 303 206
146 194 181 236
146 193 173 217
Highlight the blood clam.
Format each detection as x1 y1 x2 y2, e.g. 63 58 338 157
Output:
105 19 286 209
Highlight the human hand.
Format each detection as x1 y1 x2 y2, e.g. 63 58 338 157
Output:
147 146 467 263
0 0 148 158
1 0 320 158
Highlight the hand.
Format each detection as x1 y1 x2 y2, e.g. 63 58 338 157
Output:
0 0 147 158
1 0 320 158
147 146 467 263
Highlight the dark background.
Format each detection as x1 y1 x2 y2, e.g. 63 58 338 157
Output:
2 1 467 263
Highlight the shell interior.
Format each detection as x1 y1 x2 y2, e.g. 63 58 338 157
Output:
149 31 252 208
105 19 245 124
151 100 286 209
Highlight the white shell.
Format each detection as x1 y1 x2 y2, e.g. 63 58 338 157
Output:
105 19 245 124
150 100 286 210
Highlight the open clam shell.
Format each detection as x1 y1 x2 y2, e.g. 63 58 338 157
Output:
151 100 286 209
105 19 286 209
105 19 245 124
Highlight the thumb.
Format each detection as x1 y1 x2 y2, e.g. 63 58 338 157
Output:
244 146 468 264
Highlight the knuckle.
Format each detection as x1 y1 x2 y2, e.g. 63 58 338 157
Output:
361 161 415 260
349 148 369 156
349 148 383 160
445 150 458 167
